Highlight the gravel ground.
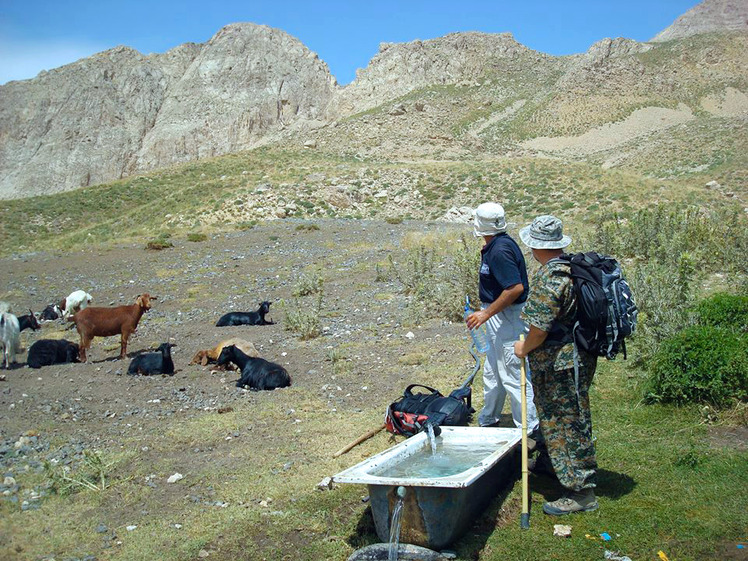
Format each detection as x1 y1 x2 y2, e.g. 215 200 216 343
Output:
0 218 482 560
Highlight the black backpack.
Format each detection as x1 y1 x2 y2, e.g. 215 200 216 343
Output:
385 384 473 436
554 252 638 360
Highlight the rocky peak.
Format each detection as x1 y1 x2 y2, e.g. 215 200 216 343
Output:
584 37 652 62
328 31 553 117
651 0 748 42
0 22 337 198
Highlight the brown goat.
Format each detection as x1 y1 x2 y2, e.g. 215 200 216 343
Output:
190 338 259 367
69 294 156 362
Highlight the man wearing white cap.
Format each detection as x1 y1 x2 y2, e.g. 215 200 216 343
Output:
466 202 539 435
514 215 599 516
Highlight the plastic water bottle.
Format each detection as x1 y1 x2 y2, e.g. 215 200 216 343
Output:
464 295 490 353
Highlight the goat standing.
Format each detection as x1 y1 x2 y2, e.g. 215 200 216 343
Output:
69 294 155 362
60 290 93 319
0 313 20 369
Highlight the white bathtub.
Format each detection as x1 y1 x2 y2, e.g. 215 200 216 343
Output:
333 426 521 549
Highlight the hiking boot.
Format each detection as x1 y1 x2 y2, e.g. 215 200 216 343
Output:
528 452 556 478
542 489 599 516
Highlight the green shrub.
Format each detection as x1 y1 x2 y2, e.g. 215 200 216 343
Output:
588 204 748 360
695 292 748 331
388 233 480 321
293 271 323 297
145 235 173 250
647 325 748 406
374 262 389 282
385 217 404 225
628 252 696 359
282 293 323 340
236 221 257 231
187 233 208 242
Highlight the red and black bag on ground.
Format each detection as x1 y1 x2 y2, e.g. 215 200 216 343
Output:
384 384 474 437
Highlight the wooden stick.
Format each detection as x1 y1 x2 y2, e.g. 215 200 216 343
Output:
519 334 530 529
333 424 386 458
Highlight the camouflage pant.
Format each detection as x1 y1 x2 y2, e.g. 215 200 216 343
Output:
530 354 598 491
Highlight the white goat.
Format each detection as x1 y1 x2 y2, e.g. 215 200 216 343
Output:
60 290 93 319
0 312 20 369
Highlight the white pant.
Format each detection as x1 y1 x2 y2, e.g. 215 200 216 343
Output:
478 303 539 431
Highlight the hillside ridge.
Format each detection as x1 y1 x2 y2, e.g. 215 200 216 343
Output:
0 0 746 199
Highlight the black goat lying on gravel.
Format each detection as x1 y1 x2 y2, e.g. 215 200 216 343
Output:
27 339 80 368
17 310 41 332
40 304 61 321
216 301 273 327
127 343 175 376
215 345 291 391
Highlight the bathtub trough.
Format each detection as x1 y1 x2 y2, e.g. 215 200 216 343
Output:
333 426 521 549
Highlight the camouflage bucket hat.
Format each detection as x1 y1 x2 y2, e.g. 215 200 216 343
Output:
519 215 572 249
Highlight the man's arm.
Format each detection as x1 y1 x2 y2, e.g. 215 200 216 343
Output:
466 283 524 329
513 325 548 358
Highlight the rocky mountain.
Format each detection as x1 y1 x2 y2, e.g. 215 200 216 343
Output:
651 0 748 42
326 32 561 118
0 24 336 199
0 0 746 200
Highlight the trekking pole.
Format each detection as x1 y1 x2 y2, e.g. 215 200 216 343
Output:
519 334 530 530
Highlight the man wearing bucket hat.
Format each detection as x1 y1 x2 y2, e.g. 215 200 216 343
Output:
514 215 599 515
466 202 539 435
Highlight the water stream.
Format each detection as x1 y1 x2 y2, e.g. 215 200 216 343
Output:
388 487 406 561
426 424 437 455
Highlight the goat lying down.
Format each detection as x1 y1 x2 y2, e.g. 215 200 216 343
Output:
128 343 174 376
190 338 259 367
17 310 40 332
69 293 155 362
40 304 62 321
216 301 273 327
27 339 80 368
215 345 291 391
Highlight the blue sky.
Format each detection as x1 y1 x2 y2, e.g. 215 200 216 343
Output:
0 0 698 86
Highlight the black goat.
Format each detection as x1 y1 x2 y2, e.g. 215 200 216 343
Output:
127 343 175 376
40 304 61 321
216 301 273 327
27 339 80 368
215 345 291 391
18 310 40 332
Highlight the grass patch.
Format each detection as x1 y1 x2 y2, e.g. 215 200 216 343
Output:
295 223 320 232
145 234 173 250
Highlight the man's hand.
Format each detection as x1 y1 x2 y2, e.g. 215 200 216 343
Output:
466 310 489 330
514 325 549 358
514 340 528 358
